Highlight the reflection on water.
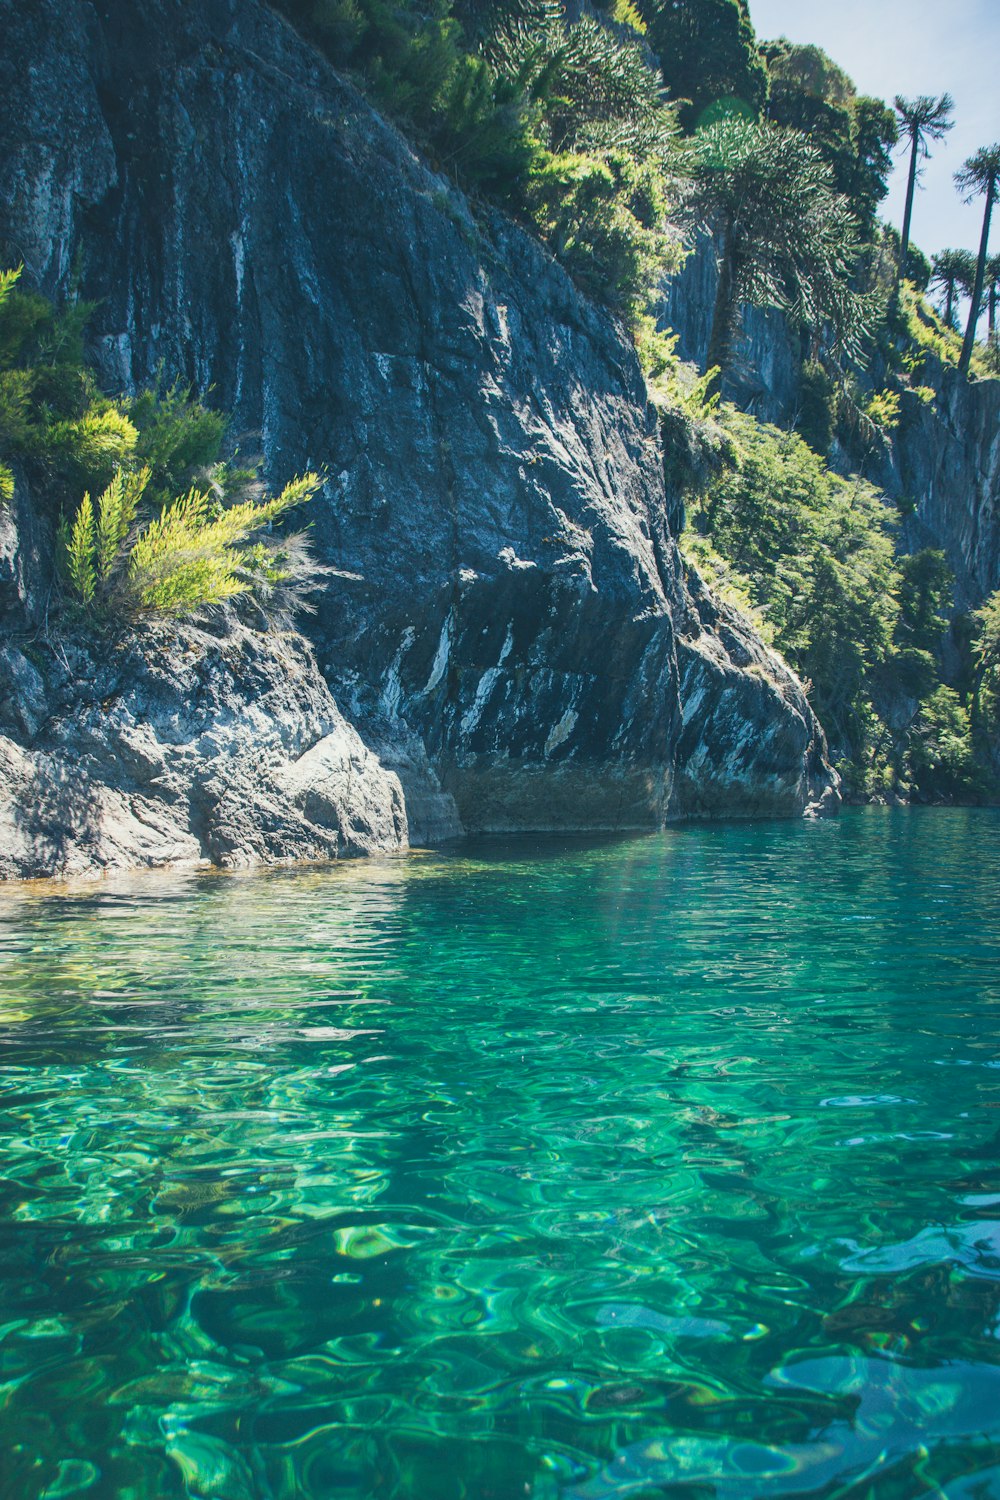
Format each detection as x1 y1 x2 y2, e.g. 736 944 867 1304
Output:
2 809 1000 1497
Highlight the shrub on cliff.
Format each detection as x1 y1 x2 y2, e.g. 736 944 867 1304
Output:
973 588 1000 745
0 265 323 631
681 409 984 797
59 468 322 622
0 268 243 515
0 266 135 509
907 686 977 800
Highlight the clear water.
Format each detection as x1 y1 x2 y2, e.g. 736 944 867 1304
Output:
2 809 1000 1500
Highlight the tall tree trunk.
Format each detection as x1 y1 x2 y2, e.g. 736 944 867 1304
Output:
945 280 955 328
898 129 920 281
960 175 997 375
989 281 997 337
705 219 738 399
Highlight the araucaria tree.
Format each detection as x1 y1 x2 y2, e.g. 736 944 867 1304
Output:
686 118 869 389
930 248 976 329
956 143 1000 375
894 94 954 279
985 253 1000 339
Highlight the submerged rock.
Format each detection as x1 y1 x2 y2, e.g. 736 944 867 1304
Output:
0 0 838 879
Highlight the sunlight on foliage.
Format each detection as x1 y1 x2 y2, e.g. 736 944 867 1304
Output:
973 588 1000 729
610 0 646 35
60 468 323 621
864 387 902 434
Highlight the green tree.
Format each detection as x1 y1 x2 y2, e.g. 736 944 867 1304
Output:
905 243 932 292
907 686 976 800
956 143 1000 375
762 45 897 237
985 252 1000 338
930 248 976 329
973 587 1000 733
895 548 952 652
893 93 954 281
846 96 899 236
487 7 681 312
764 43 853 177
639 0 768 132
764 50 897 240
487 9 674 161
685 118 869 389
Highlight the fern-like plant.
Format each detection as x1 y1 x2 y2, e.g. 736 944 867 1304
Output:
64 491 98 605
95 466 146 581
60 467 323 622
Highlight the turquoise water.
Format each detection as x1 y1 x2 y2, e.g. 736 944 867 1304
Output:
2 810 1000 1499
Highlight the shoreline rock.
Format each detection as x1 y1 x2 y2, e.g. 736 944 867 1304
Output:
0 621 408 881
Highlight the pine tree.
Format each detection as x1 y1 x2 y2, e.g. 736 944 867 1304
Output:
685 118 869 390
894 94 954 281
640 0 768 132
930 248 976 329
956 144 1000 375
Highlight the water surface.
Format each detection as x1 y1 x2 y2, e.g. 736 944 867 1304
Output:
2 809 1000 1498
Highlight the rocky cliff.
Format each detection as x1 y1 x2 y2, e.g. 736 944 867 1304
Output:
0 0 837 879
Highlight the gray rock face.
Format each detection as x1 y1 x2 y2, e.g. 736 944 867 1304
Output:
662 232 803 427
894 372 1000 608
0 0 838 879
0 623 407 880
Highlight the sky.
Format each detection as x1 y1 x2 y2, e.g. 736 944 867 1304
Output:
748 0 999 295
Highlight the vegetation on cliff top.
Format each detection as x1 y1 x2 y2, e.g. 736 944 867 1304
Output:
271 0 997 390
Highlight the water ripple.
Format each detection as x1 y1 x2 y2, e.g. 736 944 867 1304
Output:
1 809 1000 1496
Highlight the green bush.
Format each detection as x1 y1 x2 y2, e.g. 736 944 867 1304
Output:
525 149 673 314
0 268 239 517
907 685 977 799
973 587 1000 731
796 359 834 454
0 265 128 508
865 386 902 434
128 381 229 504
59 468 322 622
1 266 324 632
896 548 952 652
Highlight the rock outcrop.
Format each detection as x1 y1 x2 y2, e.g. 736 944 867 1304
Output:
0 623 408 881
0 0 837 879
894 371 1000 609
